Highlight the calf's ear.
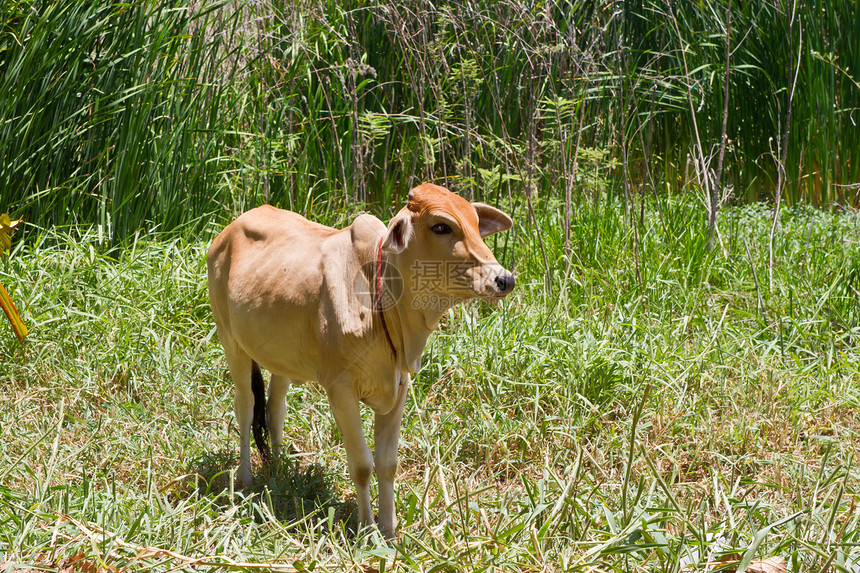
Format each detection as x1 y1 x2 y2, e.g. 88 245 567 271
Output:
382 211 413 253
472 203 513 237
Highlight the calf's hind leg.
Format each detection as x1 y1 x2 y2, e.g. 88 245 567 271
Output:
267 375 292 458
221 344 255 487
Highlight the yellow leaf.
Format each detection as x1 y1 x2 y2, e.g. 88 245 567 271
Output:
0 213 21 255
0 282 27 343
0 213 20 231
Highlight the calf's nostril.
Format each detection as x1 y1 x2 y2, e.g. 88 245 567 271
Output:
495 273 515 292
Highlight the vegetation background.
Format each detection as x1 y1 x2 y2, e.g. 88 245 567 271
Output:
1 0 859 571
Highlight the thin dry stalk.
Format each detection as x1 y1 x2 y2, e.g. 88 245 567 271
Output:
669 4 714 237
564 97 587 274
525 78 553 296
744 237 768 321
710 0 733 251
768 0 802 290
615 15 642 286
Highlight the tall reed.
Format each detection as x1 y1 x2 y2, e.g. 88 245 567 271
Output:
0 0 243 239
1 0 857 240
210 0 860 214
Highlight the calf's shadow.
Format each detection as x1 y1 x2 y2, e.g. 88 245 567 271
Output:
183 449 357 532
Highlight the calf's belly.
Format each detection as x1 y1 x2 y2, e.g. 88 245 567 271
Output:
230 308 321 382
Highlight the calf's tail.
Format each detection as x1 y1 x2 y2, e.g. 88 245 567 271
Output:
251 361 272 462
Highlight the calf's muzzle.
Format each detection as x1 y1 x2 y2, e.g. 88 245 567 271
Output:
495 272 516 293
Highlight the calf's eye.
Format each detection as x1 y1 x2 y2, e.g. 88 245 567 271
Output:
431 223 453 235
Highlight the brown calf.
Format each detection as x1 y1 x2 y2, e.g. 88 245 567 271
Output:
206 183 515 534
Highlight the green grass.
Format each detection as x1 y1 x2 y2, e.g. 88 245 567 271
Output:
1 199 858 571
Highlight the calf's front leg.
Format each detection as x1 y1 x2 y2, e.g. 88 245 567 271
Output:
374 373 410 536
325 385 375 527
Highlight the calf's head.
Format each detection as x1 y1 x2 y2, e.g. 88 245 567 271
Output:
382 184 515 311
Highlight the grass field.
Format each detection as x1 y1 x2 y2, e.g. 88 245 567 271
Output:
1 197 859 571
